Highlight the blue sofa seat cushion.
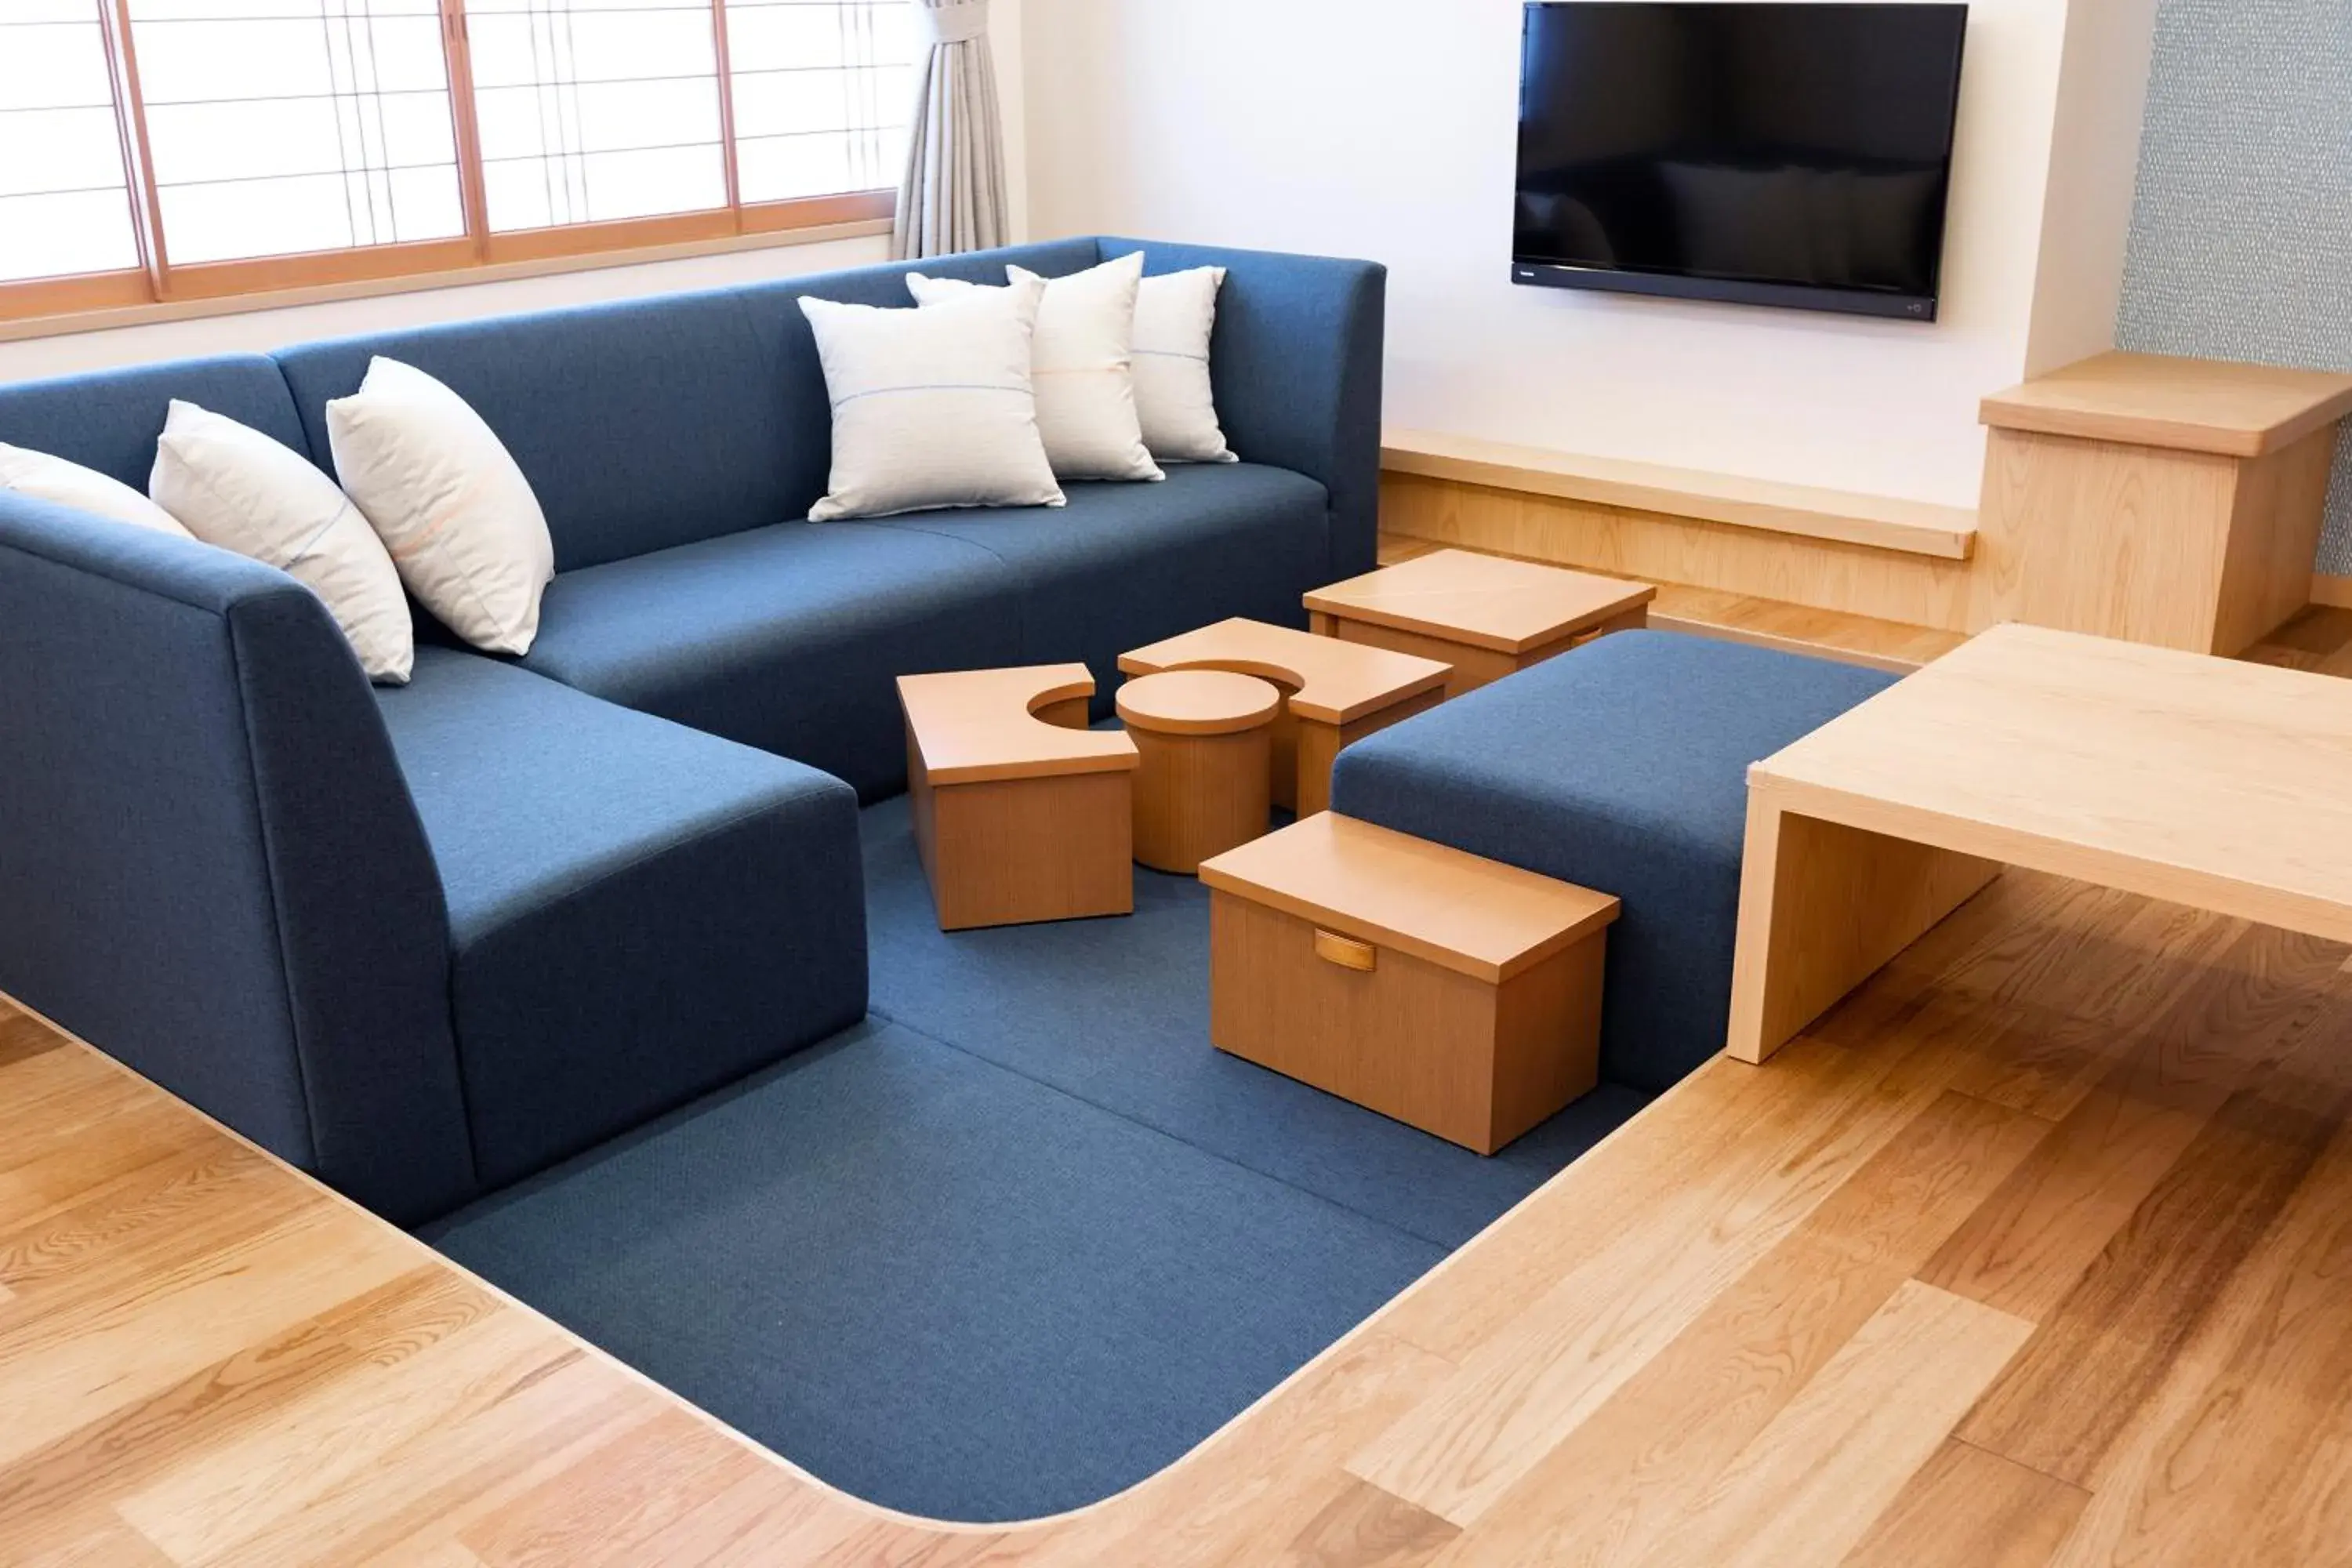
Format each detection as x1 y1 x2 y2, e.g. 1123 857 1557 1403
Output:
515 520 1023 800
377 648 868 1189
1330 630 1899 1093
866 463 1330 706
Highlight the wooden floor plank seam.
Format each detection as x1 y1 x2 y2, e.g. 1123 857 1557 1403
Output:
13 857 2352 1560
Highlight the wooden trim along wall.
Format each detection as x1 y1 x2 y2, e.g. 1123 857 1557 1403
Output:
0 214 895 348
1380 470 1982 632
1382 430 1980 561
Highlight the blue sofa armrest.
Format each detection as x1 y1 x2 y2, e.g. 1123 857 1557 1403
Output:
1098 238 1387 582
0 495 477 1222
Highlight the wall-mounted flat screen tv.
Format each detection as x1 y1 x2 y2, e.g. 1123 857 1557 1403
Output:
1514 2 1969 321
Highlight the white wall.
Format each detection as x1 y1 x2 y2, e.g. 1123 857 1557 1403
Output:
2023 0 2160 376
1022 0 2141 510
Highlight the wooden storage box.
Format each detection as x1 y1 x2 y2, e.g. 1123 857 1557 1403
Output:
1199 813 1618 1154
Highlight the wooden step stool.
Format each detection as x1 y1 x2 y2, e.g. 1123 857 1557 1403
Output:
1199 812 1619 1154
898 665 1139 931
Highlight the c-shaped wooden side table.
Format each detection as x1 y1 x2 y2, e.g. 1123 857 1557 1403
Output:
897 663 1139 931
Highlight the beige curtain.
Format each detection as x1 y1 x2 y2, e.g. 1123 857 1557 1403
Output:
893 0 1010 260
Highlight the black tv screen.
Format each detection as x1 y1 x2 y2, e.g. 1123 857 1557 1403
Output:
1514 2 1968 320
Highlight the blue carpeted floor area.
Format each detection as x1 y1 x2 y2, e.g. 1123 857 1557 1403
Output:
423 796 1652 1522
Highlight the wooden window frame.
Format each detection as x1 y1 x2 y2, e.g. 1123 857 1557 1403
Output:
0 0 900 332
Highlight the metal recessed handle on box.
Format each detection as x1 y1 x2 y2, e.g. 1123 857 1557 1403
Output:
1313 928 1377 972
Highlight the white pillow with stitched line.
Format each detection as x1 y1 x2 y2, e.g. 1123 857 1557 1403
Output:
800 275 1065 521
906 252 1163 483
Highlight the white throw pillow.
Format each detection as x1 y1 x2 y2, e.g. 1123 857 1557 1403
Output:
1128 262 1237 463
150 401 414 684
325 358 555 657
799 278 1065 521
0 443 193 538
907 253 1162 482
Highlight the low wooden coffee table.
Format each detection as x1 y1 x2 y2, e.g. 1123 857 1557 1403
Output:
898 664 1138 931
1305 549 1656 697
1728 622 2352 1065
1118 619 1449 817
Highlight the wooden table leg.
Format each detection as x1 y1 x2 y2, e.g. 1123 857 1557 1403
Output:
1726 788 2002 1064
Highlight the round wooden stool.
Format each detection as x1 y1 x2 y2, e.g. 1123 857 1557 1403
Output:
1116 670 1281 874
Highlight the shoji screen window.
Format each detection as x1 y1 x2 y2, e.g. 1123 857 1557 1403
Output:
126 0 468 270
0 4 141 289
466 0 729 232
726 0 913 205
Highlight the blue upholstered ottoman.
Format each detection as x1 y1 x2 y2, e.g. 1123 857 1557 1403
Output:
1328 630 1899 1092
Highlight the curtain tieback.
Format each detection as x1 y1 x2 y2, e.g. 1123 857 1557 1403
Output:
916 0 989 47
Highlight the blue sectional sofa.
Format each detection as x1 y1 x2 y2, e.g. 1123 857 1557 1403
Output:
1331 630 1898 1093
0 238 1384 1224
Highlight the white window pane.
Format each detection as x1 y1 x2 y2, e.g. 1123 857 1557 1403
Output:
572 144 724 221
467 0 706 12
470 2 728 232
132 6 462 264
0 21 119 112
485 143 725 230
387 163 463 236
130 0 437 16
160 173 359 261
739 129 869 204
731 67 854 140
0 189 140 282
0 107 128 199
481 155 555 233
147 100 346 186
14 2 119 21
467 11 713 89
133 20 332 103
134 16 447 103
0 15 135 280
725 2 908 198
475 76 719 162
575 77 721 154
726 5 858 73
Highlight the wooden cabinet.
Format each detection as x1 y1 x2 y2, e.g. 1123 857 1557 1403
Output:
1974 351 2352 655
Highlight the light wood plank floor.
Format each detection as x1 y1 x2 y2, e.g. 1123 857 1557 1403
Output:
9 863 2352 1564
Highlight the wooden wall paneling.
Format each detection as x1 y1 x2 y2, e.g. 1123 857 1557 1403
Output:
1381 429 1980 561
1380 474 1980 632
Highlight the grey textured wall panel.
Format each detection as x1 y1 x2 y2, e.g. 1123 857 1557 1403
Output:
2116 0 2352 573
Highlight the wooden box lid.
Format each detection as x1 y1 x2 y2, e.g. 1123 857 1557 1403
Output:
1118 618 1450 725
1200 813 1618 985
898 665 1138 786
1304 549 1655 654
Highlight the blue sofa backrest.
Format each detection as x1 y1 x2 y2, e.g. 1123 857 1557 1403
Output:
0 493 477 1222
272 238 1105 573
0 352 312 491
